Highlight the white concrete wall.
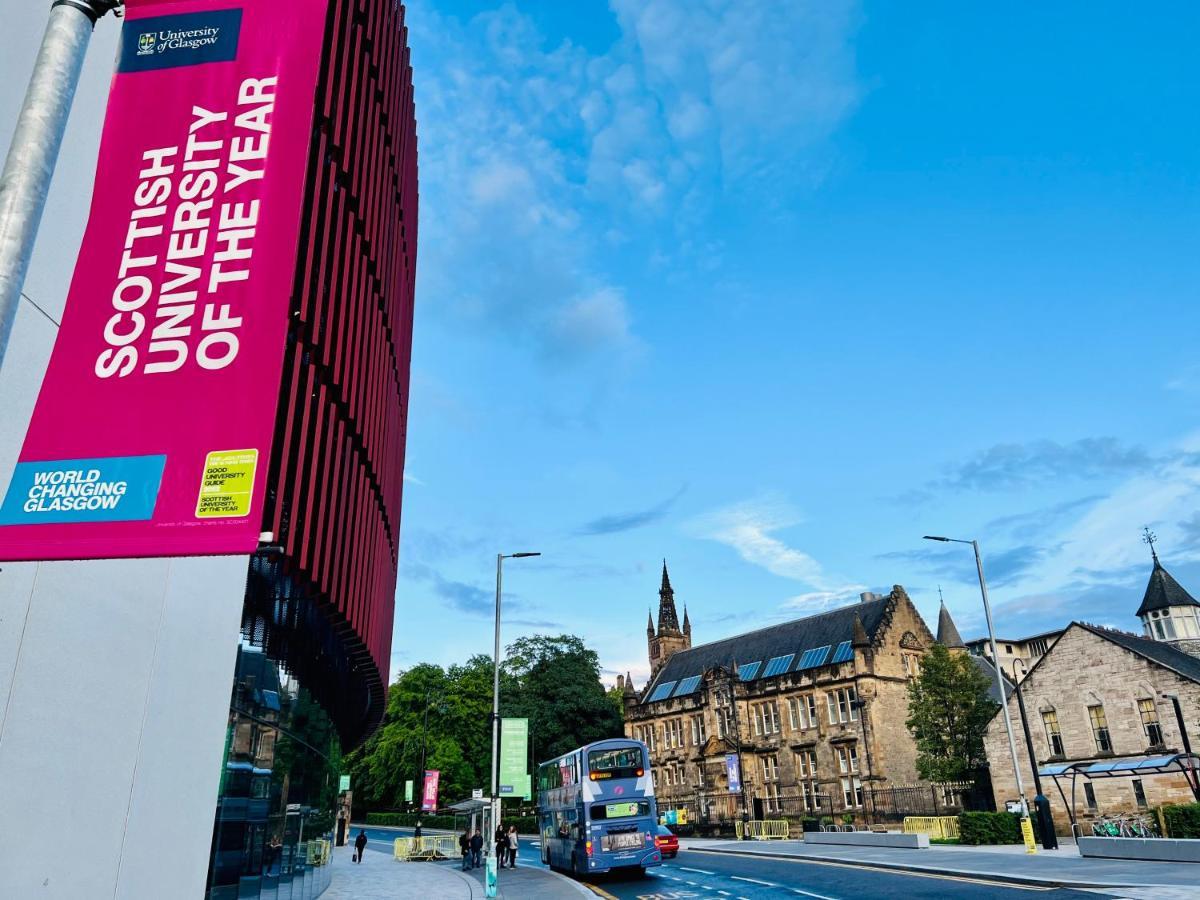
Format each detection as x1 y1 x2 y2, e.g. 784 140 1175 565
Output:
0 555 247 899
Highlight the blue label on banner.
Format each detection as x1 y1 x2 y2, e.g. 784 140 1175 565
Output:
118 9 243 73
0 456 167 525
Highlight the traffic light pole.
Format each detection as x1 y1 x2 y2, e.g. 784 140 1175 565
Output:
0 1 121 369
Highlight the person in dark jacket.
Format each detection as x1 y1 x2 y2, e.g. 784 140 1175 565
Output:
354 829 368 863
459 828 471 870
470 829 484 868
494 824 507 868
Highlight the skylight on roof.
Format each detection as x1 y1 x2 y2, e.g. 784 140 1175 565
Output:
831 641 854 664
737 661 762 681
797 645 832 670
646 681 676 702
673 675 702 697
762 654 794 677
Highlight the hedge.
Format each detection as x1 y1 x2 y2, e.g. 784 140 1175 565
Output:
958 811 1024 845
366 812 539 834
1161 803 1200 839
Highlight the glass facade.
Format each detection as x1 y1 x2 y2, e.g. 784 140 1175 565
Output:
206 647 341 900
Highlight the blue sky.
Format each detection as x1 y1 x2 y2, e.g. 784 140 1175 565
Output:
394 0 1200 685
2 2 1198 689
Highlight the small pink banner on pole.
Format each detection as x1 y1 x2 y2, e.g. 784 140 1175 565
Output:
422 770 440 812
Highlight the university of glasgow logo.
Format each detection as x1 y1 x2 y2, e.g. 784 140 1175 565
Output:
137 32 156 56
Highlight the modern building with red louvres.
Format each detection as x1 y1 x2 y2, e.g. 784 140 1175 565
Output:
241 0 419 754
210 3 417 894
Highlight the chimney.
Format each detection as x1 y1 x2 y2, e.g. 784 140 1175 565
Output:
859 591 880 603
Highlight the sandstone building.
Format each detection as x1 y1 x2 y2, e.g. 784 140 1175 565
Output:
622 564 967 827
983 553 1200 833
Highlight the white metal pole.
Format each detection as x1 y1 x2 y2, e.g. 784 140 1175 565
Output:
487 552 503 896
973 540 1029 818
0 1 118 369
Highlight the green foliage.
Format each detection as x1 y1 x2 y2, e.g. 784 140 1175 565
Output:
958 811 1023 845
905 644 999 782
606 684 626 721
501 634 624 761
346 634 622 814
272 687 342 836
1161 803 1200 838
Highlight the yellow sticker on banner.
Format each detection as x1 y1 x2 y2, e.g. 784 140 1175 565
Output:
196 450 259 518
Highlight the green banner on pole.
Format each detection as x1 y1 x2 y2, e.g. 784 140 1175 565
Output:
404 779 414 803
339 774 351 792
498 717 528 797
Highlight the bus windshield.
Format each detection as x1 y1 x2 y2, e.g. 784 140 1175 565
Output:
588 747 644 779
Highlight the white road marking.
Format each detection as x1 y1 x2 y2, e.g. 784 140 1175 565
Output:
679 867 717 875
717 892 732 897
732 876 777 887
790 889 840 900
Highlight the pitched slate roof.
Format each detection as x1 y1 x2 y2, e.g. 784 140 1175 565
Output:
1079 622 1200 684
969 652 1013 705
1136 561 1200 617
641 595 894 703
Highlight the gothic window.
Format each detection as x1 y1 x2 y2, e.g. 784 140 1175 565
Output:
1042 709 1064 757
1089 705 1113 754
1139 699 1164 747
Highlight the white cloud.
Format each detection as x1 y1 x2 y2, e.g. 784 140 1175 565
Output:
405 0 862 367
692 496 864 607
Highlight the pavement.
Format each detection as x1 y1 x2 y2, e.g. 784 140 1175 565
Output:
687 836 1200 894
323 829 592 899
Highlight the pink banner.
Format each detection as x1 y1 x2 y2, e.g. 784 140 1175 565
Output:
0 0 327 560
421 770 440 812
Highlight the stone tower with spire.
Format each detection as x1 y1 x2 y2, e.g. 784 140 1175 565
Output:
1137 530 1200 658
936 597 966 654
648 560 692 677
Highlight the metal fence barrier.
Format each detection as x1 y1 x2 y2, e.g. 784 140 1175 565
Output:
735 820 790 840
393 835 457 861
902 816 960 840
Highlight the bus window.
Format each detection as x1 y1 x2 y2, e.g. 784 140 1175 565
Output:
587 747 645 780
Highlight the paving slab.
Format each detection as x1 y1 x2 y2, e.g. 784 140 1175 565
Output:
689 838 1200 891
323 842 591 899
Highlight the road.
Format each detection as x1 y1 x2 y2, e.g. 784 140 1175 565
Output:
355 828 1120 900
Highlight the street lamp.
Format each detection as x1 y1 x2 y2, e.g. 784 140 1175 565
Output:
1162 692 1200 802
923 536 1032 832
487 551 540 895
1012 659 1057 849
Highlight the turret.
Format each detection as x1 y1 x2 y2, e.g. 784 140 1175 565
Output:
1137 533 1200 656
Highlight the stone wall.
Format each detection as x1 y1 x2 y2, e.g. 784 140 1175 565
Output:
983 624 1200 834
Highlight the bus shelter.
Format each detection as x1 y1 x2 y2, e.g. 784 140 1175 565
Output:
1037 753 1200 832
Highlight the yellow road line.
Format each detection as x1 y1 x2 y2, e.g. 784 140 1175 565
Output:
583 883 620 900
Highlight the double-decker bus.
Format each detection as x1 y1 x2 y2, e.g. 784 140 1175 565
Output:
536 738 661 877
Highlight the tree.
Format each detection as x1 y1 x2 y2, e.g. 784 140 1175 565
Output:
606 683 626 722
905 644 999 782
502 634 624 762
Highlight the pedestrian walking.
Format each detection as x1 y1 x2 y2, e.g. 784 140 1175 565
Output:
470 828 483 868
414 819 423 839
494 823 507 868
506 825 519 868
459 827 471 870
354 829 367 863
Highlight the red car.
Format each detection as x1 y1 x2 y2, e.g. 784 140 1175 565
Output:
655 825 679 858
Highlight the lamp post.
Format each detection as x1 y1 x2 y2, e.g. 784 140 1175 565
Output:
417 690 444 814
0 1 122 369
1012 659 1057 849
488 551 539 895
1162 692 1200 802
924 536 1032 830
